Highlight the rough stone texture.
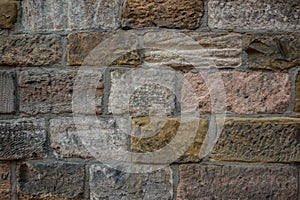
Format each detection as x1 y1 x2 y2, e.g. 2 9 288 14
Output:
182 71 290 114
67 32 141 66
0 34 62 66
89 164 172 200
122 0 203 29
295 72 300 113
22 0 122 31
0 0 17 29
245 33 300 69
177 164 298 199
131 117 208 163
211 117 300 162
208 0 300 31
109 68 176 117
144 31 242 69
0 118 47 160
0 71 16 114
50 117 128 159
18 161 85 199
0 163 10 200
19 68 103 115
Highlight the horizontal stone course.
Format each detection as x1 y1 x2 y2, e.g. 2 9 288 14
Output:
0 163 10 199
0 71 16 114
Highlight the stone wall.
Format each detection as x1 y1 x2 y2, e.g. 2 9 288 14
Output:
0 0 299 199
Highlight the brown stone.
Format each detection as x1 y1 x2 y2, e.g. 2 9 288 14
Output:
0 163 10 200
122 0 204 29
295 72 300 113
0 1 17 29
211 117 300 162
131 117 208 163
177 163 298 199
0 71 16 114
245 33 300 69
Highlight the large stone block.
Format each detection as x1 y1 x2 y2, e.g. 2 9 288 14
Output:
122 0 204 29
19 68 103 115
144 31 242 69
0 163 10 200
182 71 290 114
89 164 172 199
208 0 300 31
0 0 17 29
211 117 300 162
0 118 47 160
22 0 122 31
295 72 300 113
0 71 16 114
18 161 85 199
245 33 300 69
177 164 298 199
0 34 62 66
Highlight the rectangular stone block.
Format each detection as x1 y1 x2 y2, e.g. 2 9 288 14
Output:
108 68 176 117
144 31 242 69
19 68 103 115
177 164 298 199
89 164 172 199
50 117 128 160
0 118 47 160
208 0 300 31
0 0 17 29
18 161 85 199
245 33 300 69
0 71 16 114
295 72 300 113
211 117 300 162
0 163 10 200
0 34 62 66
22 0 122 31
182 71 290 114
122 0 204 29
67 32 141 66
131 117 208 163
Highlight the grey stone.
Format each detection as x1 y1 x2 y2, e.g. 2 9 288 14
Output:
0 71 16 114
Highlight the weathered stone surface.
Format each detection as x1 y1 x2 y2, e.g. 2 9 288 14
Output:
211 117 300 162
182 71 290 114
109 68 176 117
0 163 10 199
0 1 17 29
67 32 141 66
144 31 242 69
122 0 203 29
18 161 85 199
19 68 103 115
177 164 298 199
50 117 128 159
208 0 300 31
0 71 16 114
295 72 300 113
0 118 46 160
245 33 300 69
131 117 208 163
0 34 62 66
89 164 172 199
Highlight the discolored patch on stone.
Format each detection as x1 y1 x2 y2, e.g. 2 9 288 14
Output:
295 72 300 113
18 161 85 199
0 34 62 66
0 118 47 160
131 117 208 163
89 164 172 199
144 31 242 69
182 71 290 114
0 163 10 199
245 33 300 69
19 68 103 115
208 0 300 31
211 117 300 162
122 0 204 29
0 1 17 29
22 0 122 31
0 71 16 114
177 164 298 199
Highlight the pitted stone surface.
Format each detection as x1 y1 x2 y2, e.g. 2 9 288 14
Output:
0 71 16 114
0 163 10 199
208 0 300 31
0 118 47 160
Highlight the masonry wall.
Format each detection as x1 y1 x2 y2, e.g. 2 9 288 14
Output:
0 0 299 199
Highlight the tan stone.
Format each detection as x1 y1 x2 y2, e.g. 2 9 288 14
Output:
0 0 17 29
295 73 300 113
0 163 10 200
